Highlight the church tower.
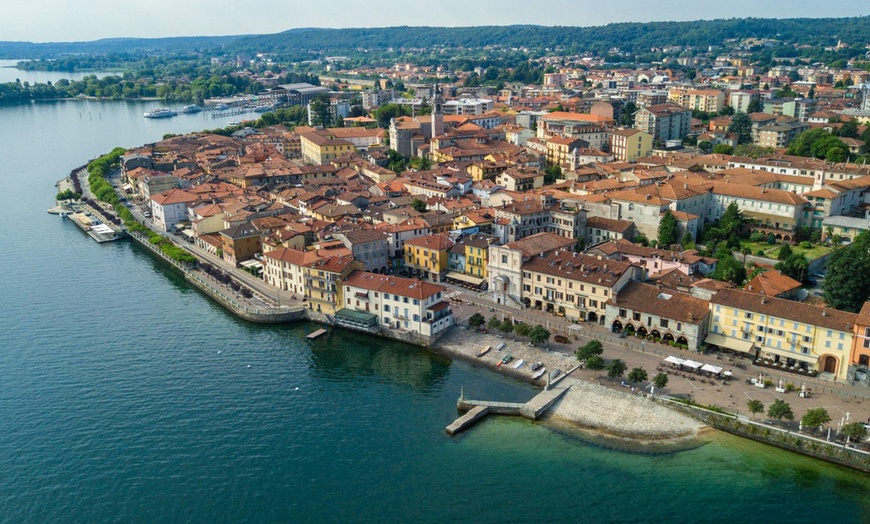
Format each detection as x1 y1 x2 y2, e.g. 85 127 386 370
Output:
431 83 444 138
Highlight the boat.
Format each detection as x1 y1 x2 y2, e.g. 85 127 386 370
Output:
227 121 241 127
512 359 525 370
143 108 177 119
530 362 543 372
549 369 562 380
495 342 506 351
476 345 491 357
252 103 275 113
181 104 202 113
532 368 547 380
213 103 230 110
497 354 513 367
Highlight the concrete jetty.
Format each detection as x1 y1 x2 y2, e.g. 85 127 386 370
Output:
307 328 328 339
446 406 490 436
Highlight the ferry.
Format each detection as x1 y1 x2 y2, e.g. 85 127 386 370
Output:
253 103 275 113
213 103 230 110
144 108 177 119
181 104 202 114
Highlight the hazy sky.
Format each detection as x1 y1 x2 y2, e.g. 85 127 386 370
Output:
4 0 869 43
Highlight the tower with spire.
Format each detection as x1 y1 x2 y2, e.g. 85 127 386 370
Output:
431 83 444 138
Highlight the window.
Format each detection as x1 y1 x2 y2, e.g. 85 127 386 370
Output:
777 330 784 337
756 335 764 342
403 297 409 304
633 312 641 321
825 340 831 348
660 319 669 328
413 314 420 322
837 343 843 351
413 299 419 306
384 305 390 312
860 355 870 366
745 312 752 319
384 294 390 300
619 309 627 318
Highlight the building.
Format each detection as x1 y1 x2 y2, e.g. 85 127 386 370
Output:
338 271 454 344
488 232 576 307
149 188 199 232
708 288 855 380
605 281 711 350
755 121 810 148
634 104 692 143
300 130 355 165
334 229 390 273
520 250 641 323
303 255 363 314
678 89 725 113
219 223 262 267
403 233 455 282
496 168 545 192
262 247 322 294
609 128 653 162
849 302 870 386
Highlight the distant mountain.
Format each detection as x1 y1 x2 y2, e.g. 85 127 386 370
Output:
2 17 869 59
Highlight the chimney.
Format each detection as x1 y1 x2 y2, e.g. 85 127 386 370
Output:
761 297 768 304
823 310 828 317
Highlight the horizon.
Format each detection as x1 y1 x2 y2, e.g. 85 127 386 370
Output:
3 0 869 44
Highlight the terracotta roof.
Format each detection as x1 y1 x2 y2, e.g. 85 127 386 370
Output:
710 288 855 332
744 270 803 298
503 232 575 257
586 216 634 233
610 281 710 323
343 271 445 300
264 247 322 266
404 233 454 251
521 250 636 286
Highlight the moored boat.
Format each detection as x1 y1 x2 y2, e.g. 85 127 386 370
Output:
531 368 547 380
181 104 202 113
476 345 491 357
530 362 543 371
143 108 177 119
549 369 562 380
512 359 525 369
497 354 513 367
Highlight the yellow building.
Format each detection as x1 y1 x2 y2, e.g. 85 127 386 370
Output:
403 233 454 282
609 128 653 162
708 289 855 381
678 89 726 113
300 130 355 165
468 160 510 181
464 236 496 279
303 255 364 314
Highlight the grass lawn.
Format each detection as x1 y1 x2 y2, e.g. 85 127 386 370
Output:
737 240 834 261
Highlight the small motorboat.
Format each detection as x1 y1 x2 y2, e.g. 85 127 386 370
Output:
549 369 562 380
477 345 491 357
497 354 513 367
512 359 525 370
532 368 547 380
530 362 543 371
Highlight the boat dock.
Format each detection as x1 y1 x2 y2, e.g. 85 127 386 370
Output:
446 373 576 435
306 328 328 340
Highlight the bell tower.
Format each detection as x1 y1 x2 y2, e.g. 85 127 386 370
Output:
431 83 444 137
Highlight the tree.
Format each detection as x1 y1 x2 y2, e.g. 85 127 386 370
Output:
774 253 809 282
499 319 514 337
576 340 603 361
841 422 868 444
698 140 713 154
713 144 734 155
786 128 849 161
823 231 870 312
729 112 753 145
411 198 427 212
308 93 332 127
747 399 764 420
585 355 606 370
514 322 531 338
836 119 858 139
801 407 831 432
529 325 551 346
656 210 679 247
777 243 792 261
487 315 502 331
628 367 648 383
544 164 562 184
468 312 485 330
711 253 747 285
606 359 627 382
767 399 794 422
653 373 668 389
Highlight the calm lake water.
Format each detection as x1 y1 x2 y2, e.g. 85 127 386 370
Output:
0 59 115 84
0 98 869 523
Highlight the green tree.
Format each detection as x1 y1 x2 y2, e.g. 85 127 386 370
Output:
529 325 551 346
823 231 870 312
468 312 485 330
657 210 678 247
514 322 531 338
628 367 648 383
606 359 627 382
841 422 868 444
585 355 606 370
786 128 849 161
308 93 332 127
728 112 753 145
653 373 668 389
801 407 831 432
698 140 713 154
720 202 745 237
836 119 859 139
487 315 502 331
499 319 514 337
544 164 562 184
767 399 795 422
734 144 773 158
713 144 734 155
711 254 747 285
411 198 427 212
747 399 764 420
576 340 603 361
775 253 809 282
777 243 792 261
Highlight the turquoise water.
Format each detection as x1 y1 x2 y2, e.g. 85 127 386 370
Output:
1 99 869 523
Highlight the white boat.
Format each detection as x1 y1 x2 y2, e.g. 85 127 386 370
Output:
476 345 491 357
531 368 547 380
495 342 506 351
549 369 562 380
227 121 240 127
181 104 202 113
253 103 275 113
512 359 525 369
143 108 177 118
213 103 230 110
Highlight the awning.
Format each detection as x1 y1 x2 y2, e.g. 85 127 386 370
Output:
701 363 723 374
706 333 755 354
664 356 685 366
682 359 703 370
759 346 818 363
446 271 485 286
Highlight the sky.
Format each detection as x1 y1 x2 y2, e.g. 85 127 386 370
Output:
3 0 869 43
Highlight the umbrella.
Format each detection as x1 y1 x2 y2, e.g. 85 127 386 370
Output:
682 359 703 370
664 356 684 366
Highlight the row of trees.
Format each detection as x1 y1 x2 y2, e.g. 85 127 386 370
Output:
575 340 669 389
745 400 868 441
467 313 552 346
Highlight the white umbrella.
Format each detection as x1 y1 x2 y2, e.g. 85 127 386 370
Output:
701 363 723 374
682 359 703 370
664 356 684 366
